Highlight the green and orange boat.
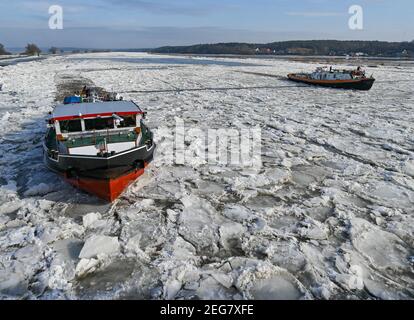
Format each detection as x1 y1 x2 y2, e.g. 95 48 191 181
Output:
43 89 155 201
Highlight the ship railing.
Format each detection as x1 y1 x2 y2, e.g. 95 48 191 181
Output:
64 128 137 148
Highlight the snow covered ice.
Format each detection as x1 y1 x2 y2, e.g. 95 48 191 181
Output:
0 52 413 300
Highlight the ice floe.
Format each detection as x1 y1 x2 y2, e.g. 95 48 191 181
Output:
0 52 413 299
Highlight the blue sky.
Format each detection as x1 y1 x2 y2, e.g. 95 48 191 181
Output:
0 0 413 48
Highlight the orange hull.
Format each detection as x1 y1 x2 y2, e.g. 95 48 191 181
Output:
64 166 147 202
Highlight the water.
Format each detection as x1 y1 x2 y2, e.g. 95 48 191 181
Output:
69 56 264 67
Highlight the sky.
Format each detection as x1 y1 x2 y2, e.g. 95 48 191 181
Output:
0 0 413 49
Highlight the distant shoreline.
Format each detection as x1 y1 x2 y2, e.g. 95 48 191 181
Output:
0 55 45 67
2 51 413 69
146 52 414 67
149 52 414 60
150 40 414 60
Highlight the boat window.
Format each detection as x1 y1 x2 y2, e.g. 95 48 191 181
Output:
117 115 136 128
60 119 82 133
85 117 114 131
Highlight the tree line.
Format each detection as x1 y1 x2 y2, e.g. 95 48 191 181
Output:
2 40 414 57
151 40 414 57
0 44 10 55
0 43 113 56
0 43 65 56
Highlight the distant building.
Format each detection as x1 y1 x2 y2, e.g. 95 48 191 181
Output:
287 47 314 55
255 47 273 54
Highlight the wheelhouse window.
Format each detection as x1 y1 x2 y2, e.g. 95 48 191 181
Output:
85 117 114 131
60 119 82 133
117 115 137 128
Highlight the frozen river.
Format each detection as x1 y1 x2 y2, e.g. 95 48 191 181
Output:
0 52 413 299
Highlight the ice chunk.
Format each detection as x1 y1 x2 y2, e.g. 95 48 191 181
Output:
400 159 414 178
349 218 410 272
364 278 410 300
164 279 182 300
24 183 56 196
178 195 221 255
250 275 303 300
222 204 252 223
269 241 307 273
210 273 234 289
46 238 84 286
75 258 101 278
0 226 36 248
36 224 61 244
0 214 10 229
1 111 11 122
219 222 246 252
166 209 179 223
0 200 21 215
297 220 328 240
232 258 309 300
52 239 84 263
170 236 196 259
195 275 236 299
78 235 120 259
0 273 28 297
82 212 102 228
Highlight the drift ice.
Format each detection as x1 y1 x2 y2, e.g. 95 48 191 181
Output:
43 89 155 201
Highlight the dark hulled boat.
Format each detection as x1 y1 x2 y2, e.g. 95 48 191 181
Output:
288 66 375 91
43 95 155 202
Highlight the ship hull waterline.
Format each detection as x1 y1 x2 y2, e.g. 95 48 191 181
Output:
44 144 155 202
287 74 375 91
64 164 148 202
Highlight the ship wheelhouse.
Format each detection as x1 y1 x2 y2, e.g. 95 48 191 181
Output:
43 96 156 202
310 71 353 81
46 100 151 158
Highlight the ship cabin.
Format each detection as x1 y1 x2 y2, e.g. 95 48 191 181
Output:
47 100 149 157
310 67 353 81
310 72 353 81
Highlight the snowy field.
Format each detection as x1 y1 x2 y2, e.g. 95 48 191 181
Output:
0 52 413 300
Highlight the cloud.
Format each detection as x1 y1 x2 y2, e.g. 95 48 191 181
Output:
19 0 89 13
11 0 228 17
99 0 219 16
285 11 345 17
0 25 335 48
